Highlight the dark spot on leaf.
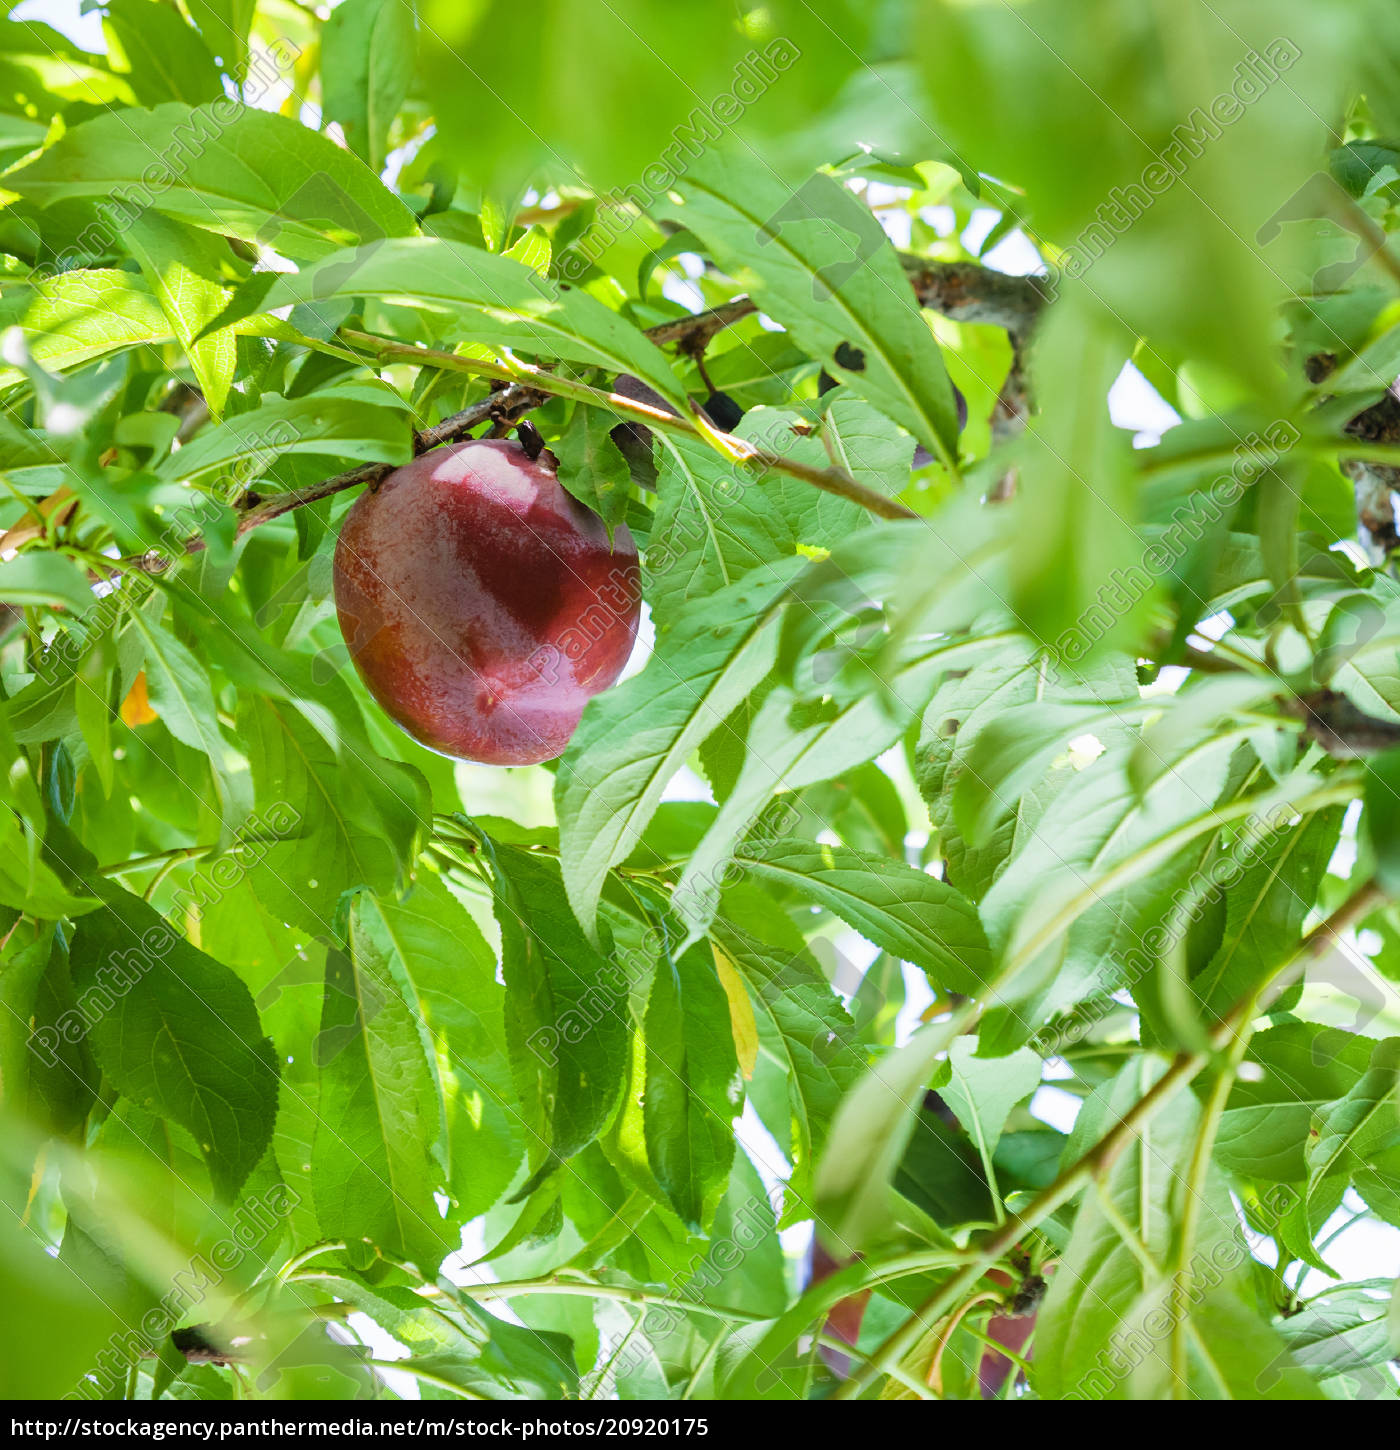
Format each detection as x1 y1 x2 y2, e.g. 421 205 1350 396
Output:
834 342 865 372
610 422 658 491
704 390 744 431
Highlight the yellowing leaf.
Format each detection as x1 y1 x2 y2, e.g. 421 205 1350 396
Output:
119 671 157 727
714 943 759 1081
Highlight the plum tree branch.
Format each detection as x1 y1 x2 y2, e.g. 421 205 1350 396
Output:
644 296 759 347
1285 688 1400 757
118 387 547 573
124 256 1042 572
644 259 1045 348
900 257 1045 336
339 330 921 518
237 387 545 530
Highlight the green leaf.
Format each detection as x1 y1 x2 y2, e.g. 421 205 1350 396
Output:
1364 749 1400 896
916 638 1046 890
1125 1281 1325 1401
777 498 1008 703
670 631 981 938
0 1177 126 1400
158 390 413 484
1216 1023 1374 1182
1192 809 1344 1022
952 698 1156 847
645 410 868 635
0 926 56 1115
125 608 237 813
646 434 771 635
821 390 915 495
555 562 802 936
417 0 856 195
491 846 630 1177
0 414 62 472
643 940 741 1229
894 1101 997 1229
309 1272 577 1398
68 884 278 1198
659 154 961 465
122 213 238 416
0 553 94 615
1010 302 1141 654
978 738 1317 1030
1274 1289 1397 1391
936 1038 1042 1160
1306 1038 1400 1237
913 1 1315 395
1257 464 1304 622
734 838 991 996
552 402 631 531
240 696 428 934
0 21 136 111
263 237 689 414
503 224 551 275
7 102 416 260
321 0 416 174
696 1147 787 1317
16 926 101 1131
310 908 456 1274
358 874 522 1221
1034 1061 1320 1399
102 0 224 107
0 113 47 154
0 810 99 919
0 270 172 382
712 902 863 1202
185 0 256 79
813 1017 961 1254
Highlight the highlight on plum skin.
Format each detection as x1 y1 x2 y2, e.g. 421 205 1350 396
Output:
332 438 641 766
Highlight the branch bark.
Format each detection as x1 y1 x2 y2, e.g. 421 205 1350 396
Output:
900 257 1045 336
1307 354 1400 565
898 257 1043 495
1286 688 1400 758
1342 384 1400 564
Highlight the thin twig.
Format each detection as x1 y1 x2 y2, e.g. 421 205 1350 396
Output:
644 297 758 347
238 388 544 530
344 332 920 516
116 389 543 573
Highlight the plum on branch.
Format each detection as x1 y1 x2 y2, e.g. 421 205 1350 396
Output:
333 439 640 766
